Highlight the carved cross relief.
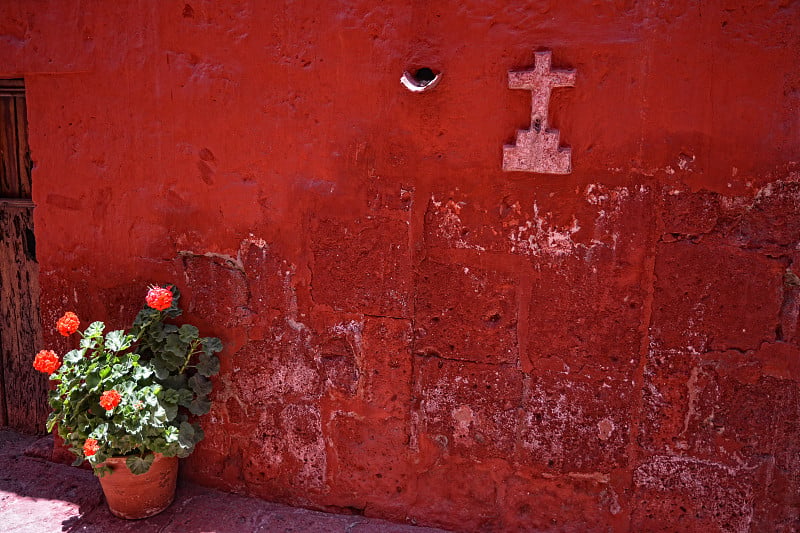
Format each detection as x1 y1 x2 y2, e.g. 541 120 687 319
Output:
503 51 576 174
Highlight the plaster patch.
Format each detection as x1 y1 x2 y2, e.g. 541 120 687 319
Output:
242 234 268 249
429 197 486 251
597 418 615 441
281 265 308 332
452 405 475 441
508 202 580 257
178 249 244 271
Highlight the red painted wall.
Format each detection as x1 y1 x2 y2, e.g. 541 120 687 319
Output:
2 1 799 530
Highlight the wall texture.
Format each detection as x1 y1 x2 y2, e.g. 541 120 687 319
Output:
1 1 799 531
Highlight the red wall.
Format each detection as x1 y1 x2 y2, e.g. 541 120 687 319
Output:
2 1 799 530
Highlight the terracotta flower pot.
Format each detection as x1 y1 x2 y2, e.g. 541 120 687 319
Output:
97 453 178 519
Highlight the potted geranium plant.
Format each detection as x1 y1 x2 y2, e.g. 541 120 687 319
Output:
32 284 222 519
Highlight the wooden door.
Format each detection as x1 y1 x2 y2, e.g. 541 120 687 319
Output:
0 79 46 433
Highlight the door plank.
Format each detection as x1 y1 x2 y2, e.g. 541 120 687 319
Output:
0 206 46 432
15 96 31 198
0 97 20 197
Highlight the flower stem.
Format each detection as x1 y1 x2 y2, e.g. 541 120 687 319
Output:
179 340 201 374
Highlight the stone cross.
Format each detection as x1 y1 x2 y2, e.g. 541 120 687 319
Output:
503 51 576 174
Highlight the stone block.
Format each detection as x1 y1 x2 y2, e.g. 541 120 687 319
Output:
637 347 708 455
638 346 800 473
415 260 518 365
359 317 413 417
650 241 783 352
230 336 322 409
660 189 721 238
324 410 412 518
500 473 626 531
241 238 289 321
631 456 755 532
726 179 800 249
424 184 654 263
518 373 632 473
407 459 508 532
312 315 413 412
413 357 523 459
310 216 411 317
317 333 360 396
183 253 249 329
710 374 799 458
526 247 645 379
241 402 327 499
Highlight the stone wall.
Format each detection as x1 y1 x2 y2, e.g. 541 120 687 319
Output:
1 1 798 530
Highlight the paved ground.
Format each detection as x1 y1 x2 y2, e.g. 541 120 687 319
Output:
0 428 449 533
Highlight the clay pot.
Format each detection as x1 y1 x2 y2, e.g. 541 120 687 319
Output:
97 453 178 519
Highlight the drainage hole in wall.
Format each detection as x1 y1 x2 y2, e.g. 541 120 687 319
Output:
413 68 436 86
401 68 442 92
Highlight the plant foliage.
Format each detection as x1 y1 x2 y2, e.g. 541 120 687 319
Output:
38 285 222 476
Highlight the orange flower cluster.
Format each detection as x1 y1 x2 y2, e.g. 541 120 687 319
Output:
145 286 173 311
56 311 80 336
99 390 122 410
83 438 100 457
33 349 61 374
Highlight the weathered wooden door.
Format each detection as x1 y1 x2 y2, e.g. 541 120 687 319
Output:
0 79 47 433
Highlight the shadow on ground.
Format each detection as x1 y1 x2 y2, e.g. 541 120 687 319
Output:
0 428 448 533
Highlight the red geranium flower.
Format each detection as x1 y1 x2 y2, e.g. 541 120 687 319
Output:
145 285 173 311
33 350 61 375
99 389 122 410
56 311 80 336
83 438 100 457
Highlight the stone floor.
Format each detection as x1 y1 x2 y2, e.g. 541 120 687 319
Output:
0 428 449 533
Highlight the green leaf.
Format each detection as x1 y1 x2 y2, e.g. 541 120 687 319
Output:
126 454 155 475
142 389 159 407
196 354 220 377
162 351 185 371
63 350 83 364
176 389 194 407
80 336 99 351
162 389 179 404
90 423 109 439
188 375 213 396
168 284 181 301
187 397 211 416
160 374 187 390
179 324 199 342
165 306 183 319
165 336 186 359
162 441 180 457
176 423 205 457
105 330 132 352
153 357 170 379
131 364 152 381
163 402 178 421
203 337 223 354
85 371 101 389
151 404 168 423
85 321 105 338
178 421 195 447
93 465 113 478
46 413 58 432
